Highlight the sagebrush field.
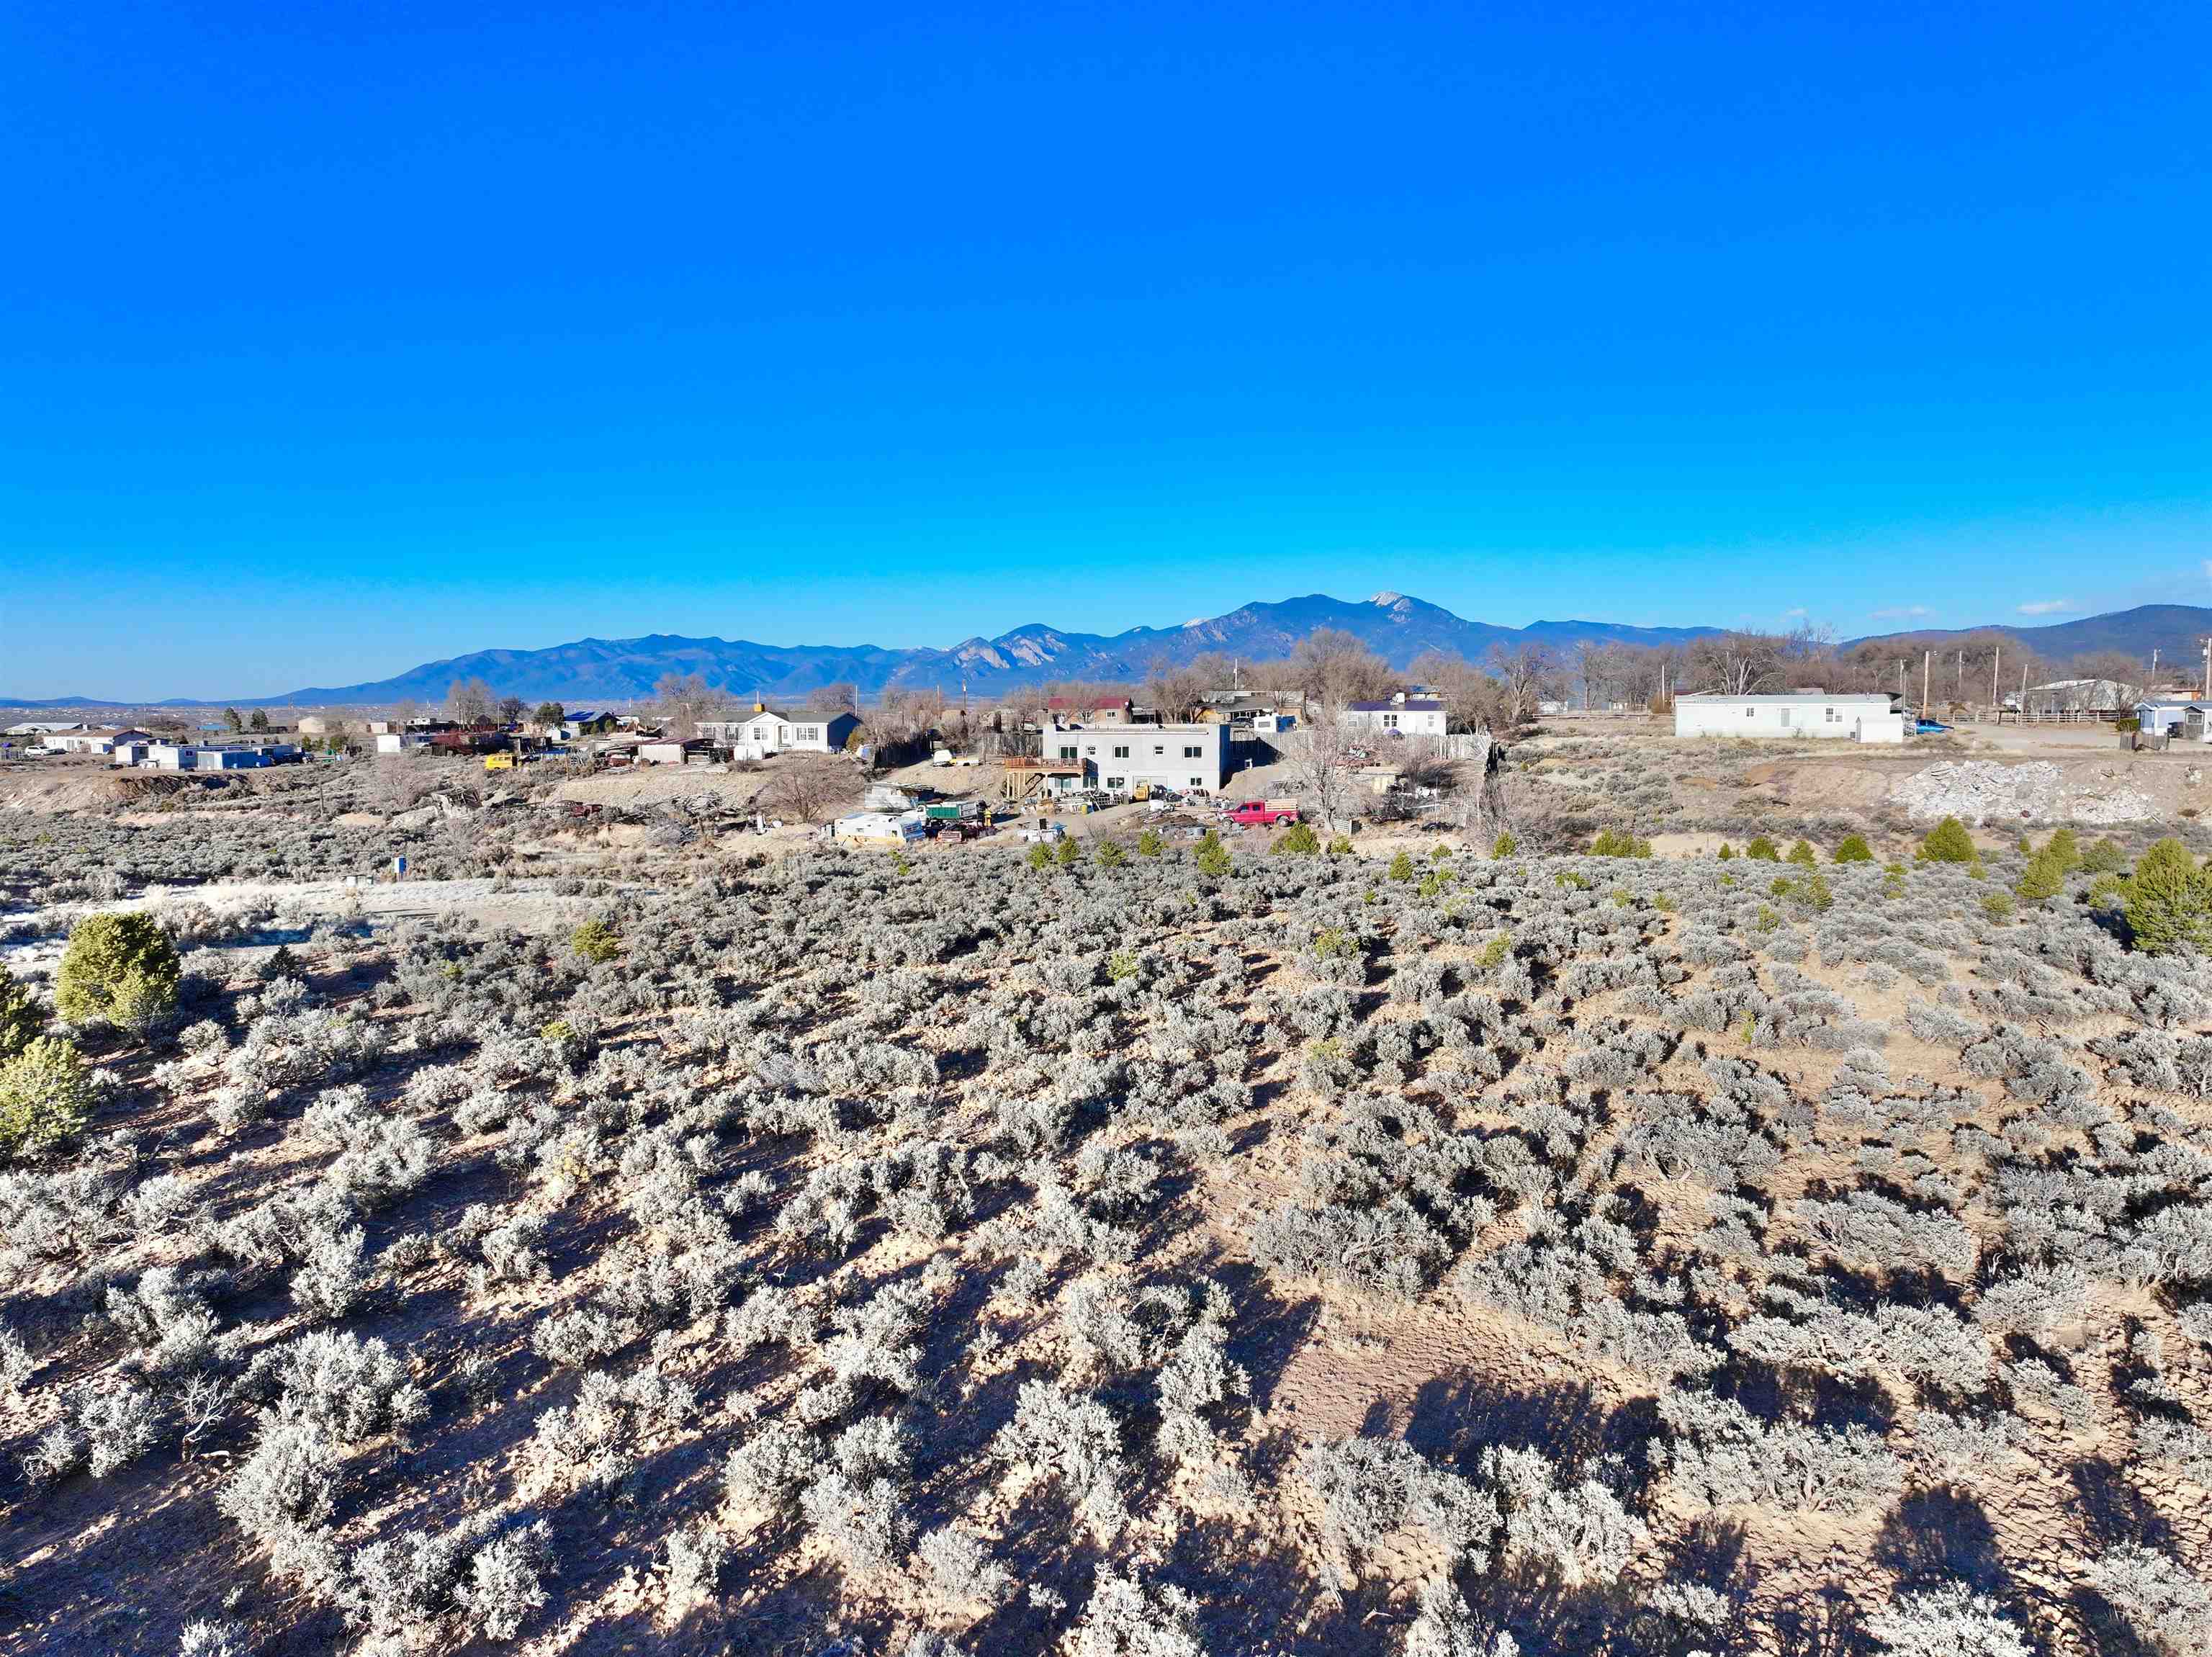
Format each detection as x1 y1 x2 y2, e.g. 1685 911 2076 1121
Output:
6 742 2212 1657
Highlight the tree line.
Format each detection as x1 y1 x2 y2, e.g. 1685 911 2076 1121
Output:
421 624 2164 748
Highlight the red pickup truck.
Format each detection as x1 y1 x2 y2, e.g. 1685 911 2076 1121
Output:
1223 799 1302 827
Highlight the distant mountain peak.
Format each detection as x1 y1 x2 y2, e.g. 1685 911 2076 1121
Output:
12 592 1732 706
11 593 2211 709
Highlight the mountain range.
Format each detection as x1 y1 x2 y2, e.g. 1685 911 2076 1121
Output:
8 595 2208 709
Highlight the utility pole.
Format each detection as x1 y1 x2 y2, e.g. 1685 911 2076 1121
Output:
1922 650 1931 718
2202 637 2211 701
1992 645 2000 715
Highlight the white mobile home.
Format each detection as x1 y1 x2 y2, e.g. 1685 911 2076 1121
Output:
1675 693 1904 743
2136 700 2212 742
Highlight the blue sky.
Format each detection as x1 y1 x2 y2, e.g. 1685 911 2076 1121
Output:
5 1 2208 698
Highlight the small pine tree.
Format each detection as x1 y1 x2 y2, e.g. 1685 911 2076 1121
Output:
1326 833 1354 855
2015 850 2066 902
571 919 622 963
0 1036 94 1161
2126 838 2212 954
1025 843 1053 871
56 913 180 1035
1982 891 2016 922
1833 834 1874 863
1745 836 1780 861
2044 827 2082 872
1136 828 1164 857
1274 822 1321 856
1054 835 1081 866
1195 831 1231 877
1388 850 1416 881
1918 817 1977 863
1786 840 1817 866
0 976 47 1059
1717 843 1735 861
1430 843 1451 862
1590 830 1651 858
2080 837 2130 874
1094 840 1128 868
1491 832 1516 858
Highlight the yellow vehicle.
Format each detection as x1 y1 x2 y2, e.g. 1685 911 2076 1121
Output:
1132 782 1151 801
484 753 516 771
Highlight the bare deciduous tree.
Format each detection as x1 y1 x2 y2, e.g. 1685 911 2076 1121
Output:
1407 650 1492 733
652 673 724 740
1143 656 1216 723
1484 642 1558 728
446 678 494 725
1282 704 1362 830
1289 629 1395 709
760 753 853 824
1685 631 1786 696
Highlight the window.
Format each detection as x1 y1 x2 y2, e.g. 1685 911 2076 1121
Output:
1824 708 1836 724
1153 745 1164 755
1112 745 1129 758
1382 713 1398 728
1084 745 1097 757
1778 709 1791 727
751 726 767 741
1183 745 1202 758
1189 776 1203 788
1105 776 1125 790
1745 708 1753 718
1058 745 1078 761
800 727 819 741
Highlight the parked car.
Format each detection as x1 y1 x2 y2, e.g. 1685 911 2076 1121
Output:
1222 799 1302 827
1915 719 1952 734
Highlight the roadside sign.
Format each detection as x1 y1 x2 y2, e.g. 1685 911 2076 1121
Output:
392 856 408 877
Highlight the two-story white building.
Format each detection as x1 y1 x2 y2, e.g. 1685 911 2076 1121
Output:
1041 722 1231 794
1340 696 1448 739
698 706 861 760
1674 693 1904 742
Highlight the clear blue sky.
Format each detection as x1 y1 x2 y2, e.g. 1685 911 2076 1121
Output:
5 1 2208 698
